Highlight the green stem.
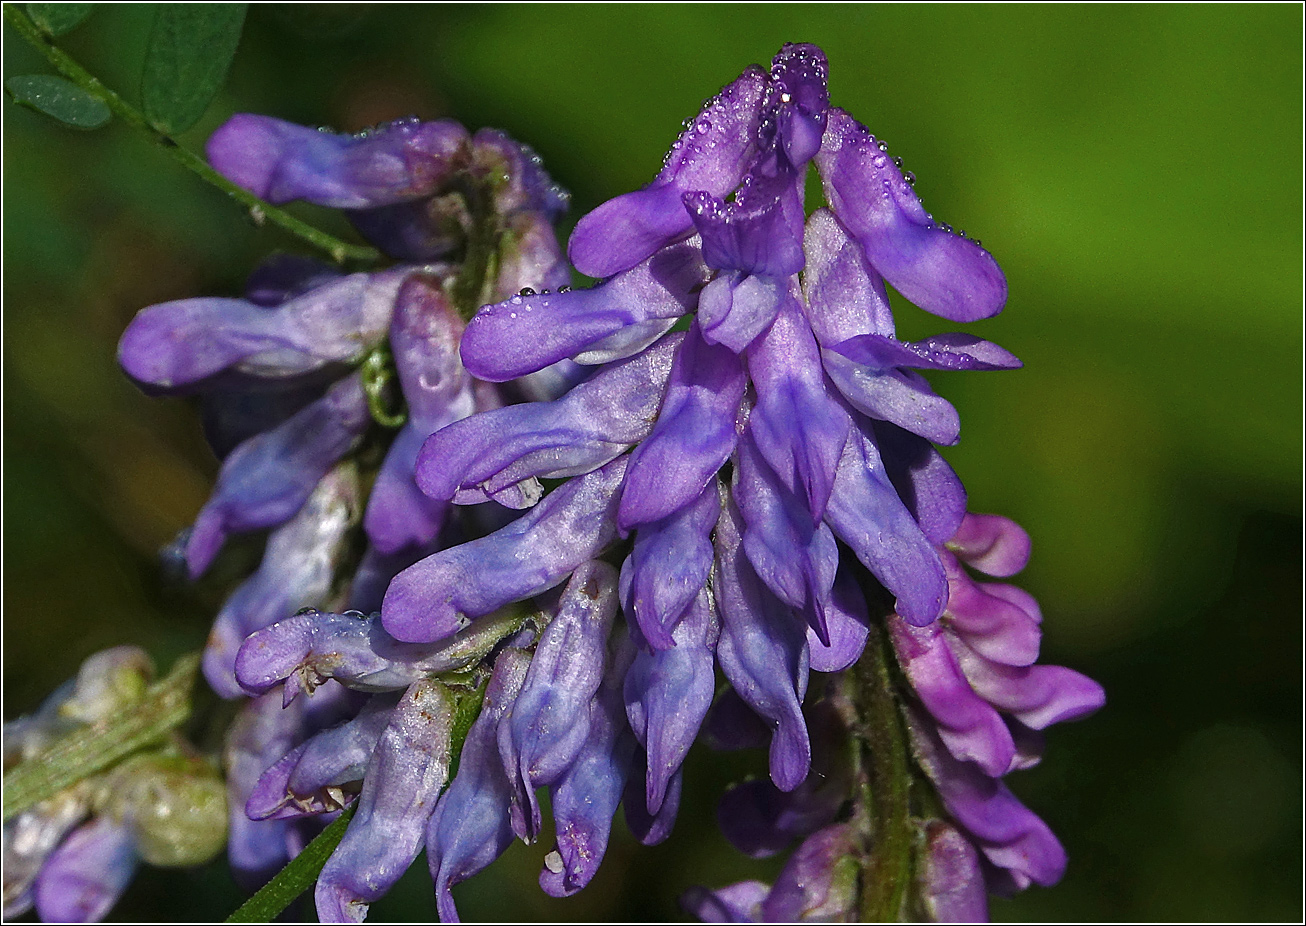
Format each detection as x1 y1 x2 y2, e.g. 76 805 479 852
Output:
226 804 357 923
3 3 381 266
854 622 914 922
2 652 200 822
449 177 500 320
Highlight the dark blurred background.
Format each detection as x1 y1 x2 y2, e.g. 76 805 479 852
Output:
3 4 1301 922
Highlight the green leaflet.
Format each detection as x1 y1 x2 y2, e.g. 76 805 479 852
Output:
141 3 247 134
26 3 96 36
5 73 110 129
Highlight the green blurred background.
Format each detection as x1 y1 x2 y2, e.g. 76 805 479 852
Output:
4 4 1300 922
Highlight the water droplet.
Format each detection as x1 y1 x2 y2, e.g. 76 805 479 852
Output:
295 607 320 617
780 91 792 103
904 171 916 186
695 121 710 135
940 223 953 234
518 287 536 296
509 295 522 305
957 229 967 239
972 238 983 248
873 155 887 168
876 140 889 152
342 610 366 620
559 285 572 293
892 156 903 168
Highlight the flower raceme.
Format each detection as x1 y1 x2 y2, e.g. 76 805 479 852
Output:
98 39 1102 925
383 40 1022 793
114 113 577 903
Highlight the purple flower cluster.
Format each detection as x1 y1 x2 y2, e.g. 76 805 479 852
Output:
115 113 575 896
83 39 1104 925
683 513 1104 921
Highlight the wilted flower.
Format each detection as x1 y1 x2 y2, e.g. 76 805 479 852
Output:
3 649 227 923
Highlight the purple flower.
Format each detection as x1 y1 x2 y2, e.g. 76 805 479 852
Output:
207 116 568 267
107 40 1099 922
893 513 1104 897
203 464 359 699
426 649 532 923
32 817 137 924
683 824 859 923
497 561 620 841
314 679 454 923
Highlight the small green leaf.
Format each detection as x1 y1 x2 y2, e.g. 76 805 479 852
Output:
141 3 246 135
26 3 96 36
4 74 110 129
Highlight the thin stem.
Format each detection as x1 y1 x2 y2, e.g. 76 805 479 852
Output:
225 804 357 923
854 621 914 922
449 176 500 320
3 3 381 266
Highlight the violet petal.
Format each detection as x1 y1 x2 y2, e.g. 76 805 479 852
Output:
869 419 968 545
185 373 371 578
618 324 745 529
460 241 708 382
539 630 637 897
816 108 1007 323
498 562 618 841
203 464 358 699
207 114 470 209
824 429 948 626
314 679 454 923
746 292 850 519
568 68 768 277
713 499 811 791
418 337 679 506
624 588 719 812
802 208 896 343
33 817 137 924
427 649 531 923
118 271 404 391
382 456 628 644
620 478 721 648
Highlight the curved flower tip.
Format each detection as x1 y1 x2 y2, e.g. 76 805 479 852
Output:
314 880 368 924
568 67 770 278
759 824 859 922
918 820 988 923
498 562 619 842
207 114 471 210
460 242 706 382
381 457 627 644
183 374 371 579
117 272 399 393
816 108 1007 323
681 880 769 923
314 680 454 923
770 42 829 168
947 513 1031 577
33 818 138 924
